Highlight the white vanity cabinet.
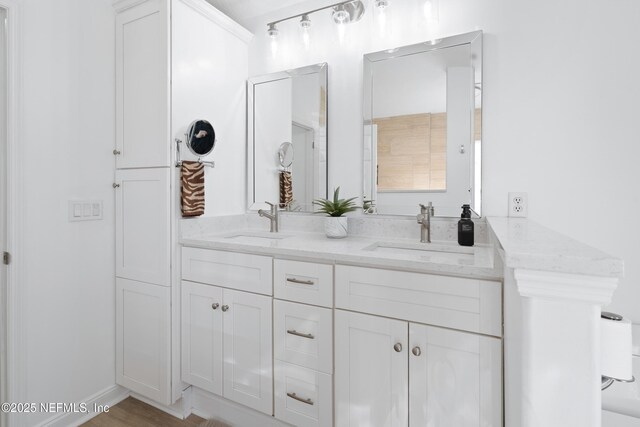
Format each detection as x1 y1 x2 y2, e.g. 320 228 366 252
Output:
334 264 503 427
335 310 502 427
181 280 273 414
272 259 335 427
181 255 273 416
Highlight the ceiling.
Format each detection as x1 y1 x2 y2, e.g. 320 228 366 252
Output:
205 0 316 27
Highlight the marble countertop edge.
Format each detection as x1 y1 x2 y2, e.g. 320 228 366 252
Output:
487 217 624 278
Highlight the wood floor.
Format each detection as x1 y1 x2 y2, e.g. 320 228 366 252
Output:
81 397 205 427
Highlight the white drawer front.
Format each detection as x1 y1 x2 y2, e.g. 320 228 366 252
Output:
275 360 332 427
182 247 273 295
335 265 502 337
274 259 333 307
274 300 333 374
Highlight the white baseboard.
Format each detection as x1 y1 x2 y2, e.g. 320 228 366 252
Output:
191 387 291 427
36 385 129 427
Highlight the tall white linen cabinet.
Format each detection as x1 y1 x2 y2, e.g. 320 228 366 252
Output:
112 0 251 406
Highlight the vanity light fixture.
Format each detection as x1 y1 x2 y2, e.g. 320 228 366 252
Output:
266 0 365 43
375 0 389 10
267 23 279 38
300 15 311 49
300 14 312 29
332 4 350 24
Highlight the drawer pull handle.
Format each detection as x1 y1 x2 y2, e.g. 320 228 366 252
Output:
412 346 421 356
221 305 229 312
287 392 314 406
394 343 403 353
211 303 219 310
287 329 315 339
286 277 315 286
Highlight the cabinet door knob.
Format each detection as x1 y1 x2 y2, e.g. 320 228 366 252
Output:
412 346 422 356
394 343 402 353
211 303 219 310
113 149 121 155
221 305 229 312
112 183 120 188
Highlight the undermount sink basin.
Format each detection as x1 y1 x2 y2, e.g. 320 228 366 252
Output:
362 241 475 261
223 231 291 243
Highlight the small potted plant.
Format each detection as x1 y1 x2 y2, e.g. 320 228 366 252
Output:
313 187 359 238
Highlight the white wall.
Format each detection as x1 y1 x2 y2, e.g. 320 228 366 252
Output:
247 0 640 325
20 0 116 425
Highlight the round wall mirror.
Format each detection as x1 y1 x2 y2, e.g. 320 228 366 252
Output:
186 120 215 156
278 141 294 168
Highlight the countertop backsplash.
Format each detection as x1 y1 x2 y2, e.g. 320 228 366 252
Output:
181 212 488 244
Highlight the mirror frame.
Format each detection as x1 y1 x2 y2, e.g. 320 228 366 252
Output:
362 30 483 217
247 62 328 212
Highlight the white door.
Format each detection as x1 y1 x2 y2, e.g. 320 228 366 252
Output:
181 281 223 395
116 278 171 405
409 323 502 427
223 288 273 415
115 168 170 286
335 310 409 427
115 0 169 168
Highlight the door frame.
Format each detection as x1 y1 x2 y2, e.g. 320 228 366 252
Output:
0 1 24 426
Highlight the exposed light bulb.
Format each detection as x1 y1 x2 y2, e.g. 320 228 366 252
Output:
337 22 346 44
267 23 279 39
424 0 439 22
300 14 311 29
302 29 310 49
375 0 389 10
271 38 278 58
332 5 350 24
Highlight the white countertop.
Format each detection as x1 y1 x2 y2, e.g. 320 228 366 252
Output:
180 230 502 280
488 217 623 278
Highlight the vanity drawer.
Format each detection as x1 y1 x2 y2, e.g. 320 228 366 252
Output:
335 265 502 337
181 247 273 295
274 300 333 374
274 360 332 427
274 259 333 307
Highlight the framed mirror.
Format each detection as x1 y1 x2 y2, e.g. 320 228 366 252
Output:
363 31 482 217
248 63 328 212
186 119 215 156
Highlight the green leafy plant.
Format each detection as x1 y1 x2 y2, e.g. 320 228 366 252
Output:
313 187 359 217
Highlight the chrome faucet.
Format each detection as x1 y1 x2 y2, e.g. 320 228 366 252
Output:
258 201 279 232
417 202 435 243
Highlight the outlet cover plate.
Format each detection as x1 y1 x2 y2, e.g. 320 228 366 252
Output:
508 192 528 218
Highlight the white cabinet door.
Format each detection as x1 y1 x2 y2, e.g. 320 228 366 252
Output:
115 0 169 168
335 310 408 427
409 323 502 427
115 168 170 286
181 281 223 395
223 289 273 415
116 278 171 405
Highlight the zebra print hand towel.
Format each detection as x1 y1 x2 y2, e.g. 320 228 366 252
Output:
181 161 205 217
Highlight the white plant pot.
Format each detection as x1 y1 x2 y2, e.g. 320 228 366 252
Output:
324 216 348 239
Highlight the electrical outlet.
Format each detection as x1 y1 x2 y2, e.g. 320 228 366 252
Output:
508 192 528 218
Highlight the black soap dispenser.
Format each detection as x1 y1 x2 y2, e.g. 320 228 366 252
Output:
458 204 474 247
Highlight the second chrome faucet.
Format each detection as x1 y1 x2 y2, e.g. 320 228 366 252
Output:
417 202 435 243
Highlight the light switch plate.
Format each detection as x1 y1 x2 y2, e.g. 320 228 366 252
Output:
68 200 103 222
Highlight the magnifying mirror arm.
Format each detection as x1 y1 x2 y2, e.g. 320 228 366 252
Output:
175 138 215 168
